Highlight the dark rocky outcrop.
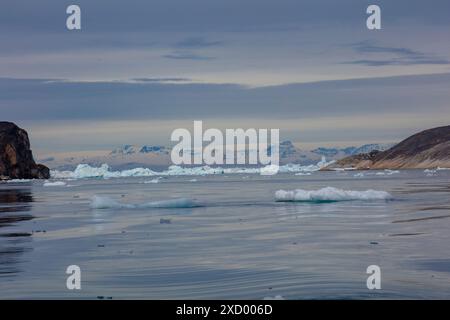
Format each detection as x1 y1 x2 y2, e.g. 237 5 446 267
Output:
0 122 50 180
325 125 450 170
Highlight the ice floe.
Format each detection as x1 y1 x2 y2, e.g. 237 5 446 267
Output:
295 172 312 176
263 295 285 300
5 179 32 183
43 181 67 187
51 157 335 180
90 195 200 209
375 169 399 176
275 187 392 202
143 178 162 184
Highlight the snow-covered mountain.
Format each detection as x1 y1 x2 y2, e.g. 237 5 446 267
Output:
110 145 169 155
351 143 395 155
312 143 395 157
39 141 396 170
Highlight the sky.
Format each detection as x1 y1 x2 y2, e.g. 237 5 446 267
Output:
1 0 450 155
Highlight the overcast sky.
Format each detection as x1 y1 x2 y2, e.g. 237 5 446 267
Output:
1 0 449 155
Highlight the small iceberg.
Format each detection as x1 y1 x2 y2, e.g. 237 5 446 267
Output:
6 179 32 183
43 181 67 187
90 195 201 209
263 295 285 300
51 157 336 179
424 169 437 176
275 187 392 202
375 169 399 176
143 178 162 184
295 172 312 176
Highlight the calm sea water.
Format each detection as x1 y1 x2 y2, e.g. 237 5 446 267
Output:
1 170 450 299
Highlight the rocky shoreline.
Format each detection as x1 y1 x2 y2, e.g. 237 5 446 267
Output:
0 122 50 180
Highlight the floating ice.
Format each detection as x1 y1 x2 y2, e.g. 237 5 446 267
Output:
263 295 285 300
375 169 399 176
275 187 392 202
43 181 67 187
6 179 32 183
143 178 162 184
90 195 200 209
52 157 335 180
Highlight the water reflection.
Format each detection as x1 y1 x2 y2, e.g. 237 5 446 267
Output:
0 187 34 276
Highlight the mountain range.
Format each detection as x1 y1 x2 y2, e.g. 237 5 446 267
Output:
38 141 395 170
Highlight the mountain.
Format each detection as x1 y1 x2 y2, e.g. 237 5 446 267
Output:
39 141 398 170
326 126 450 170
312 143 395 157
139 145 169 154
110 145 169 155
0 122 50 180
110 145 138 155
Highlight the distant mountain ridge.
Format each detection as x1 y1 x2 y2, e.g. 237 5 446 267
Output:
312 143 395 157
326 126 450 170
39 141 396 171
110 145 169 155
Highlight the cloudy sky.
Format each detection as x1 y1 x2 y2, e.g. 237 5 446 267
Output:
1 0 450 155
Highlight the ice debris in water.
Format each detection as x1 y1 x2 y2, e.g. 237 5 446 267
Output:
275 187 392 202
90 195 200 209
263 295 285 300
43 181 67 187
51 157 336 179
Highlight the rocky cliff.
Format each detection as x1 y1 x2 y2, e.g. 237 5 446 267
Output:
325 125 450 170
0 122 50 180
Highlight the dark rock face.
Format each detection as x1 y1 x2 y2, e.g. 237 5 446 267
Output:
0 122 50 180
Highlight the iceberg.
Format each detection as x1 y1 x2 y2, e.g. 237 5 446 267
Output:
143 177 162 184
5 179 32 183
263 295 285 300
275 187 392 202
52 157 335 180
375 169 399 176
43 181 67 187
90 195 201 209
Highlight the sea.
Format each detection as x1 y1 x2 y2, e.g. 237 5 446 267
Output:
1 168 450 299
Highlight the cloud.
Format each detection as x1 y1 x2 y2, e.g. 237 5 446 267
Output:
344 41 450 66
131 77 192 83
2 73 450 122
174 37 222 48
345 58 450 67
162 51 215 60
